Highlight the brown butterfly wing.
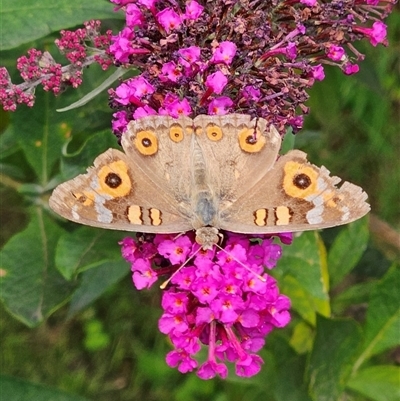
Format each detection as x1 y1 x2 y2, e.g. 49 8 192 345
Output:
49 148 193 233
219 150 370 234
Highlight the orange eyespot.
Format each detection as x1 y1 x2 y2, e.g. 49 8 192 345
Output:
283 161 318 198
73 191 95 206
238 128 266 153
135 130 158 155
98 160 131 197
169 124 184 142
206 124 223 141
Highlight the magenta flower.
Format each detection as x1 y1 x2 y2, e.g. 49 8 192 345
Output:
211 41 237 65
131 258 158 289
165 350 198 373
311 64 325 81
300 0 317 5
158 235 192 265
353 21 388 47
327 45 345 61
114 82 135 105
132 105 157 120
343 63 360 75
236 354 263 377
205 71 228 94
161 61 183 83
286 42 297 60
137 0 157 12
208 97 234 115
241 86 261 102
159 93 192 117
120 231 293 379
111 110 129 134
185 0 204 21
178 46 201 67
198 359 228 380
156 8 182 33
126 3 145 27
109 27 136 63
114 76 154 105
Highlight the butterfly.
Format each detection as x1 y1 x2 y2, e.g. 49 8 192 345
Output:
49 114 370 249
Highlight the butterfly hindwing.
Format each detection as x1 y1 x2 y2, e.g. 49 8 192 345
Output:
219 149 370 234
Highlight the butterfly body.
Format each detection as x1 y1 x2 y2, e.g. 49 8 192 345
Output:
49 114 370 249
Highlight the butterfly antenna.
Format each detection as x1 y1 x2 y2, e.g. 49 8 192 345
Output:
215 244 266 282
159 246 202 289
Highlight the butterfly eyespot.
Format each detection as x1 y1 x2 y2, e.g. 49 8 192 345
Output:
73 191 95 206
169 124 184 143
206 124 223 141
238 128 266 153
105 172 122 188
283 161 318 198
73 192 85 202
98 161 131 197
293 173 312 189
135 130 158 155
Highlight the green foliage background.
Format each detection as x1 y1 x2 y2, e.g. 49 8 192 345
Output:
0 1 399 400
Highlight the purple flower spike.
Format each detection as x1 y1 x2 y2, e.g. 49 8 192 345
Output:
104 0 394 136
1 1 394 117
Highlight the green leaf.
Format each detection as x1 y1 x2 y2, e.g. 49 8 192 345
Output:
347 366 400 401
12 91 69 187
276 232 330 324
59 129 119 180
57 68 129 112
0 375 90 401
0 0 119 50
290 321 314 354
55 226 126 280
68 260 129 317
0 187 28 247
0 207 74 327
0 125 19 160
328 218 369 288
279 275 317 325
270 335 312 401
331 280 377 315
281 131 295 153
353 265 400 369
307 315 362 401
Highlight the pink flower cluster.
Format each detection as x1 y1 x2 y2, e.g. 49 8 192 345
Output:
0 1 394 117
107 0 394 137
0 21 112 111
120 231 293 379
